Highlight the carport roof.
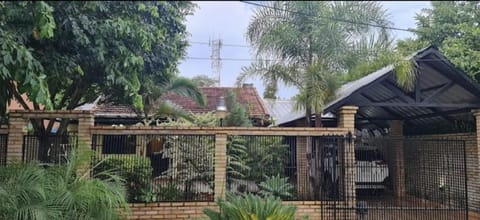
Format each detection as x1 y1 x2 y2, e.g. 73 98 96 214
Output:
322 46 480 130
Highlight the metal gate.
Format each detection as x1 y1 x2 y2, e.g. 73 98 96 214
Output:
349 137 468 220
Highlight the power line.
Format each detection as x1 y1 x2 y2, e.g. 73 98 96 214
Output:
185 56 454 63
186 56 278 62
240 1 418 33
190 41 250 48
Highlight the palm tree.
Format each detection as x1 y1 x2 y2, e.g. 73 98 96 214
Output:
239 1 393 126
142 76 206 125
0 149 129 220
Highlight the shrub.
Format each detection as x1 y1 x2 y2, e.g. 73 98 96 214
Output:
0 150 128 220
259 175 294 200
203 193 297 220
156 183 183 201
94 155 152 202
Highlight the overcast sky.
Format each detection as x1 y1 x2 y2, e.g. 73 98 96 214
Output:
178 1 432 99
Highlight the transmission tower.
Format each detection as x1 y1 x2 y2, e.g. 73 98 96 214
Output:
209 38 222 86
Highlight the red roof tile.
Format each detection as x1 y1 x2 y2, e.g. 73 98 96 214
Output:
160 86 269 118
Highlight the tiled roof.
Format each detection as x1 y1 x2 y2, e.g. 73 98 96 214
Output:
93 103 140 117
160 86 269 118
77 86 269 119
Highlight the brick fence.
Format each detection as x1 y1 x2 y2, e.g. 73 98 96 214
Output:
6 107 480 219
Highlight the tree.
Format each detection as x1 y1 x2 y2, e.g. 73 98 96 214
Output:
191 74 219 87
397 1 480 81
239 1 392 127
1 1 203 134
224 90 252 127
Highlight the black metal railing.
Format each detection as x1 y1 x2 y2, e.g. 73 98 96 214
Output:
344 137 469 220
311 135 347 202
22 133 78 164
226 135 348 201
226 135 296 200
0 134 7 166
91 134 215 203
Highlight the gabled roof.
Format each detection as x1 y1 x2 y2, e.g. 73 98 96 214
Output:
322 46 480 130
159 85 269 118
263 99 334 126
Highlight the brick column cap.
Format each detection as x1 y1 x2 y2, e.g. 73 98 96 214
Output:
472 109 480 117
338 106 359 114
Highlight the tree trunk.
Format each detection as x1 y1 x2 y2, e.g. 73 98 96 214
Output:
315 113 323 127
305 107 312 127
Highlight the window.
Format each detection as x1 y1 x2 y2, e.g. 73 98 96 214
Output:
102 135 136 154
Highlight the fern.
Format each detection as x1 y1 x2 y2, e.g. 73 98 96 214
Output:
203 193 298 220
259 175 294 200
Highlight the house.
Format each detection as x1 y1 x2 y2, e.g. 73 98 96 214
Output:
159 84 271 126
83 84 271 127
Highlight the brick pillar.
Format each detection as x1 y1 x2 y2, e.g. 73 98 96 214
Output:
214 133 227 199
296 136 310 199
470 110 480 212
7 112 28 164
389 120 405 197
338 106 358 219
77 113 94 175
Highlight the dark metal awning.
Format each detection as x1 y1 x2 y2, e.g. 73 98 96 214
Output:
323 46 480 130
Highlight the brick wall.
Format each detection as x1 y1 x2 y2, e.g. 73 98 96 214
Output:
127 201 347 220
407 133 478 212
128 202 217 220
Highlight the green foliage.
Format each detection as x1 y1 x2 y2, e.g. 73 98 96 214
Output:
224 90 252 127
158 111 219 127
191 74 219 87
0 2 56 116
227 135 290 197
241 1 392 126
94 155 152 202
397 1 480 81
155 183 183 201
203 194 297 220
227 136 250 181
0 150 129 220
1 1 198 134
158 113 217 194
259 175 294 200
162 135 215 191
135 182 183 202
243 136 289 181
344 50 418 91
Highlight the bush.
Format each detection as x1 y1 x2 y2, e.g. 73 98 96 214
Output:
156 183 183 201
94 155 152 202
259 175 294 200
203 193 297 220
0 150 128 220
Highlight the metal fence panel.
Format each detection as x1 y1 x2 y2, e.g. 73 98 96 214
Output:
0 134 7 166
22 133 78 164
91 134 215 203
331 137 469 220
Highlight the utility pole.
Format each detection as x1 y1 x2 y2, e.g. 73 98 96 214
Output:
209 38 222 86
